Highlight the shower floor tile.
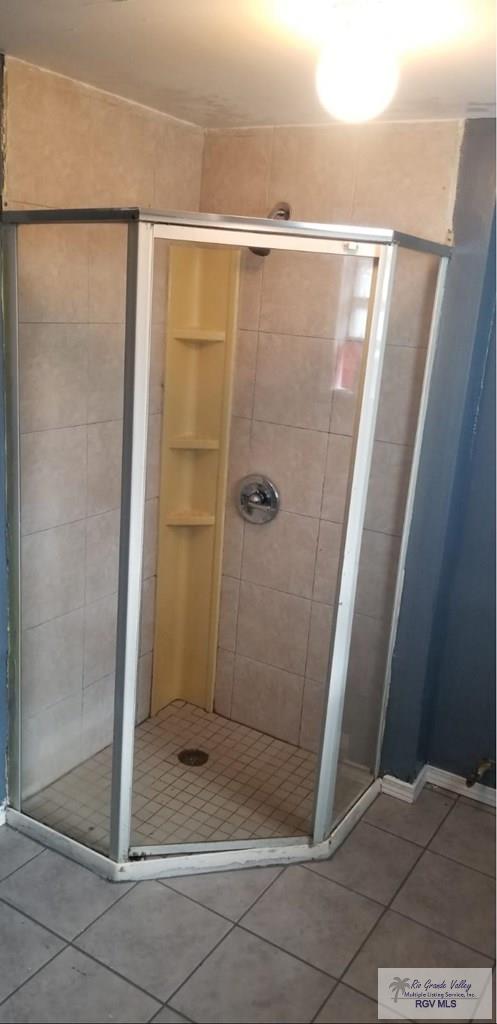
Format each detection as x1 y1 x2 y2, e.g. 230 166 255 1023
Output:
23 701 372 853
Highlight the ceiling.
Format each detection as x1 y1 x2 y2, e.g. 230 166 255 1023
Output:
0 0 494 127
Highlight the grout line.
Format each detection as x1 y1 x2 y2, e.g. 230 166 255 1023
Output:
425 844 496 881
237 917 339 981
0 932 70 1010
0 842 45 883
160 923 238 1010
158 861 286 926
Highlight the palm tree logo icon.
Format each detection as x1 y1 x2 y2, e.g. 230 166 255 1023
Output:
389 977 410 1003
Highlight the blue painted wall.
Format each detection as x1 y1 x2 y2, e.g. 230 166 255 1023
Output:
424 218 495 779
382 119 496 782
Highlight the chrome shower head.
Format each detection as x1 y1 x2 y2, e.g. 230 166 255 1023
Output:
249 202 291 257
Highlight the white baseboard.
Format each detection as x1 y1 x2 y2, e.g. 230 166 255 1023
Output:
381 765 496 808
0 802 6 826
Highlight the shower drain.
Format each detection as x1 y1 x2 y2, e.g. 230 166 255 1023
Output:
178 748 209 766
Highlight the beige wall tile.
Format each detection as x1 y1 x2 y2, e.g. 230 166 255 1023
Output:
19 324 87 433
214 648 235 718
18 224 89 324
140 576 156 656
136 653 152 724
21 425 87 535
221 503 244 579
84 592 118 686
387 249 439 347
356 530 401 621
306 602 333 684
22 521 86 629
375 345 427 446
233 330 257 419
269 125 359 223
352 121 461 242
88 94 156 207
143 498 159 581
364 441 412 536
259 250 343 338
149 324 166 416
321 433 353 523
154 120 203 210
227 416 252 492
238 251 264 331
81 674 115 761
232 655 304 745
300 678 326 753
85 509 120 604
5 59 92 207
146 413 162 500
218 576 240 652
21 609 84 717
21 695 83 796
241 511 318 599
152 240 170 325
313 520 342 605
329 340 365 437
200 129 273 216
87 324 125 423
254 333 336 432
343 612 390 768
88 224 127 324
237 581 311 675
87 420 123 516
250 420 328 518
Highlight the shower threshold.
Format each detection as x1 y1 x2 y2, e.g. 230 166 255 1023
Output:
23 701 372 856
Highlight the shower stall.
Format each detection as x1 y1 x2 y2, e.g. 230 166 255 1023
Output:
0 207 449 879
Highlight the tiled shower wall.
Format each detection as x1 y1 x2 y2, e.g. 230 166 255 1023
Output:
3 58 203 791
202 123 462 767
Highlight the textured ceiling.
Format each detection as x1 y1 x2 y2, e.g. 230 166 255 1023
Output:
0 0 494 127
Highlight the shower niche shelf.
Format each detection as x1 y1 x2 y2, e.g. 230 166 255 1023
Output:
153 243 240 714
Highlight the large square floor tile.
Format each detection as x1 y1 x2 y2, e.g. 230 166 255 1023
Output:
0 849 131 939
0 901 64 1002
429 799 496 875
241 864 382 976
76 880 231 1001
162 866 284 921
363 790 454 845
392 850 495 955
305 822 420 904
315 982 380 1022
151 1008 189 1023
0 947 159 1023
0 827 43 881
344 910 493 1000
171 926 334 1023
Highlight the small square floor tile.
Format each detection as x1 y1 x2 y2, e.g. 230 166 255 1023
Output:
344 910 493 1001
306 822 421 904
242 864 382 976
0 947 159 1023
0 827 43 881
76 880 231 1001
363 790 454 846
315 982 380 1022
171 927 334 1023
392 850 495 955
0 901 64 1002
162 865 283 921
0 849 132 940
429 799 496 875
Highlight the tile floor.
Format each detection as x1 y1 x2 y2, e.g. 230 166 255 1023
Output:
0 786 494 1022
23 701 371 852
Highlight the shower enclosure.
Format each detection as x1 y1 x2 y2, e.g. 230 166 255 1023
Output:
0 207 449 880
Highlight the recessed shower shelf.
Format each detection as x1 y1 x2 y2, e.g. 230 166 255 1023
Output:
164 512 216 527
174 328 226 344
169 436 220 450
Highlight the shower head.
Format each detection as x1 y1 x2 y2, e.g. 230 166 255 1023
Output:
249 202 291 257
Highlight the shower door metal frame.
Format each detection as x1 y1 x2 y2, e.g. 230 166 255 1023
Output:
0 207 450 881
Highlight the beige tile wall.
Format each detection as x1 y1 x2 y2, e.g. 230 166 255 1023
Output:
203 123 460 768
4 58 203 793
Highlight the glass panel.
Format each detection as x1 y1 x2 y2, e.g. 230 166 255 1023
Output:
131 239 375 849
17 222 128 853
335 246 441 823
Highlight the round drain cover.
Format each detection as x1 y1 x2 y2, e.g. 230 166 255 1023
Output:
178 748 209 766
